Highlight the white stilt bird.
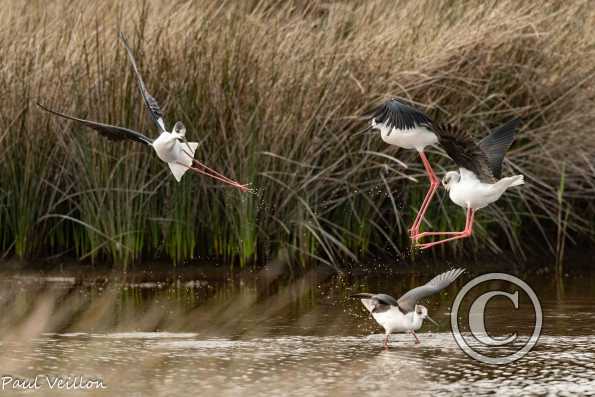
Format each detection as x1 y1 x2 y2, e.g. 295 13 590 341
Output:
38 32 249 191
352 268 465 348
364 99 439 239
415 119 523 249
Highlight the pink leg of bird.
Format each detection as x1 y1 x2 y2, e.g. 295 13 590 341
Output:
409 151 440 239
191 159 251 190
179 148 251 192
411 330 421 344
416 207 475 250
384 334 390 349
414 231 463 240
177 161 250 192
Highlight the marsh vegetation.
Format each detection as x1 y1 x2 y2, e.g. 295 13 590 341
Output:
0 0 594 267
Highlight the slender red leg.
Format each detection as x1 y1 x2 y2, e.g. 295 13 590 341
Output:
192 160 250 189
176 161 250 192
178 148 251 192
384 334 390 349
409 151 440 239
416 208 474 250
191 158 245 187
181 147 246 186
411 330 420 344
414 231 463 240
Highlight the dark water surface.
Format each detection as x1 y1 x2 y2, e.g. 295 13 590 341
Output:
0 263 594 396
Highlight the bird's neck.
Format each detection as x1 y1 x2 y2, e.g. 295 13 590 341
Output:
410 313 424 330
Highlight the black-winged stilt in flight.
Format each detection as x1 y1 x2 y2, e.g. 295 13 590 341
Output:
364 99 438 239
352 268 464 348
37 32 249 192
415 119 523 249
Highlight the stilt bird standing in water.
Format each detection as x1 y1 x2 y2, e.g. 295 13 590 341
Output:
364 99 438 239
415 119 523 249
38 32 249 192
352 268 464 348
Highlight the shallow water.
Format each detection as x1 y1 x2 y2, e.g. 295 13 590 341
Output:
0 264 594 396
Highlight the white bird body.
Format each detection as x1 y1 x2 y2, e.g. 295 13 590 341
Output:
358 298 434 344
446 168 524 210
374 119 438 152
368 305 423 334
152 131 199 182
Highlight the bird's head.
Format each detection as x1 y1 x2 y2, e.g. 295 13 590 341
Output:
442 171 460 191
370 118 378 131
172 121 187 139
369 118 390 136
357 118 391 138
415 304 438 326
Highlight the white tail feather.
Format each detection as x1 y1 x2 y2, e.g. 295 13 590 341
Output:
167 142 199 182
508 174 524 187
494 174 524 190
168 163 188 182
359 299 376 313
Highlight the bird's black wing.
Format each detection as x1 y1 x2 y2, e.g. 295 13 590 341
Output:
366 98 433 135
350 293 399 306
371 293 400 306
119 32 166 133
351 293 400 313
435 123 495 183
37 103 153 146
397 269 465 313
478 118 521 179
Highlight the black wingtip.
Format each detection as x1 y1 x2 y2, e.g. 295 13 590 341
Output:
363 98 432 132
118 31 132 49
479 117 522 178
496 117 522 137
36 102 53 113
36 102 67 119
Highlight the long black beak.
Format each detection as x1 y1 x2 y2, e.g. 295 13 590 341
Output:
426 315 439 326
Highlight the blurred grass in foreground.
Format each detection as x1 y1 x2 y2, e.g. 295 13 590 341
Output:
0 0 594 267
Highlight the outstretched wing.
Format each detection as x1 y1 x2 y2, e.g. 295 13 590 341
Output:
478 118 521 179
397 268 465 313
37 103 153 146
351 293 399 306
351 292 399 306
119 32 166 132
435 124 495 183
351 293 399 314
366 98 433 135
